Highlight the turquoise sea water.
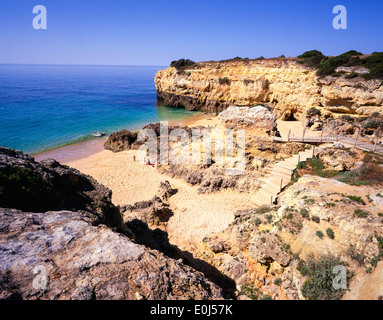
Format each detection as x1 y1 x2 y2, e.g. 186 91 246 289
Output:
0 65 198 154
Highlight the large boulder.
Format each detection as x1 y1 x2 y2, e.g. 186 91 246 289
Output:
0 147 124 231
104 130 139 153
0 208 223 300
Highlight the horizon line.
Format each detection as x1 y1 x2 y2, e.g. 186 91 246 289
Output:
0 63 168 68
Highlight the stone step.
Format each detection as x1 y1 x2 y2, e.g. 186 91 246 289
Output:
272 168 293 178
274 163 294 173
267 176 288 189
261 182 281 194
257 187 277 199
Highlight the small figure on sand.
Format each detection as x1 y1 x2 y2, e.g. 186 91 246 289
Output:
146 158 155 167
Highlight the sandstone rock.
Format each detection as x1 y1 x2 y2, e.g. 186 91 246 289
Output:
310 122 323 131
317 148 361 171
218 105 276 130
156 180 176 202
0 208 223 300
121 196 173 227
249 234 292 267
104 130 139 153
0 147 125 232
155 59 383 119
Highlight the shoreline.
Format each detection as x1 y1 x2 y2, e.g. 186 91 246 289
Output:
33 111 215 164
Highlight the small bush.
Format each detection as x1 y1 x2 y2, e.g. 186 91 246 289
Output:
326 228 335 239
345 72 358 79
298 50 326 69
346 195 365 204
300 208 309 218
254 218 262 226
239 282 262 300
363 119 383 129
218 77 230 85
346 245 366 266
0 166 57 212
316 50 363 77
297 161 307 169
300 255 350 300
170 59 196 69
362 52 383 80
354 208 369 218
316 230 324 239
311 216 320 223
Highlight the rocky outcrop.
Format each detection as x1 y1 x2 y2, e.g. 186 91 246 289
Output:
104 123 195 153
104 130 139 153
218 106 278 135
155 59 383 119
195 174 383 300
0 208 223 300
0 147 124 231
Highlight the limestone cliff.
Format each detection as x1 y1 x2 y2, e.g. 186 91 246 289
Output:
155 59 383 120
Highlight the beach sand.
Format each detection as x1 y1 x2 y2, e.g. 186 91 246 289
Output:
35 115 309 250
60 115 252 250
33 114 249 250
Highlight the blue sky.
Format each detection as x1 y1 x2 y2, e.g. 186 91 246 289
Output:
1 0 382 65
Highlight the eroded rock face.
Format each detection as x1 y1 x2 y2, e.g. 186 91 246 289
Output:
0 147 124 230
196 174 383 300
155 59 383 119
0 208 223 300
316 148 363 171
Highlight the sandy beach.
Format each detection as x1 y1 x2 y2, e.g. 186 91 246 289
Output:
34 115 311 250
34 114 252 250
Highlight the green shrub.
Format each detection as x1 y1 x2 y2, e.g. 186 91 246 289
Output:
300 255 350 300
0 166 57 212
326 228 335 239
345 72 358 79
316 50 363 77
297 161 307 169
362 52 383 80
363 119 383 129
316 230 324 239
300 208 309 218
170 59 196 69
346 195 365 204
354 208 369 218
254 218 262 226
239 282 262 300
298 50 326 69
218 77 230 85
311 216 320 223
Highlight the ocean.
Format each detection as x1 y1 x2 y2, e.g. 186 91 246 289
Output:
0 64 198 155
